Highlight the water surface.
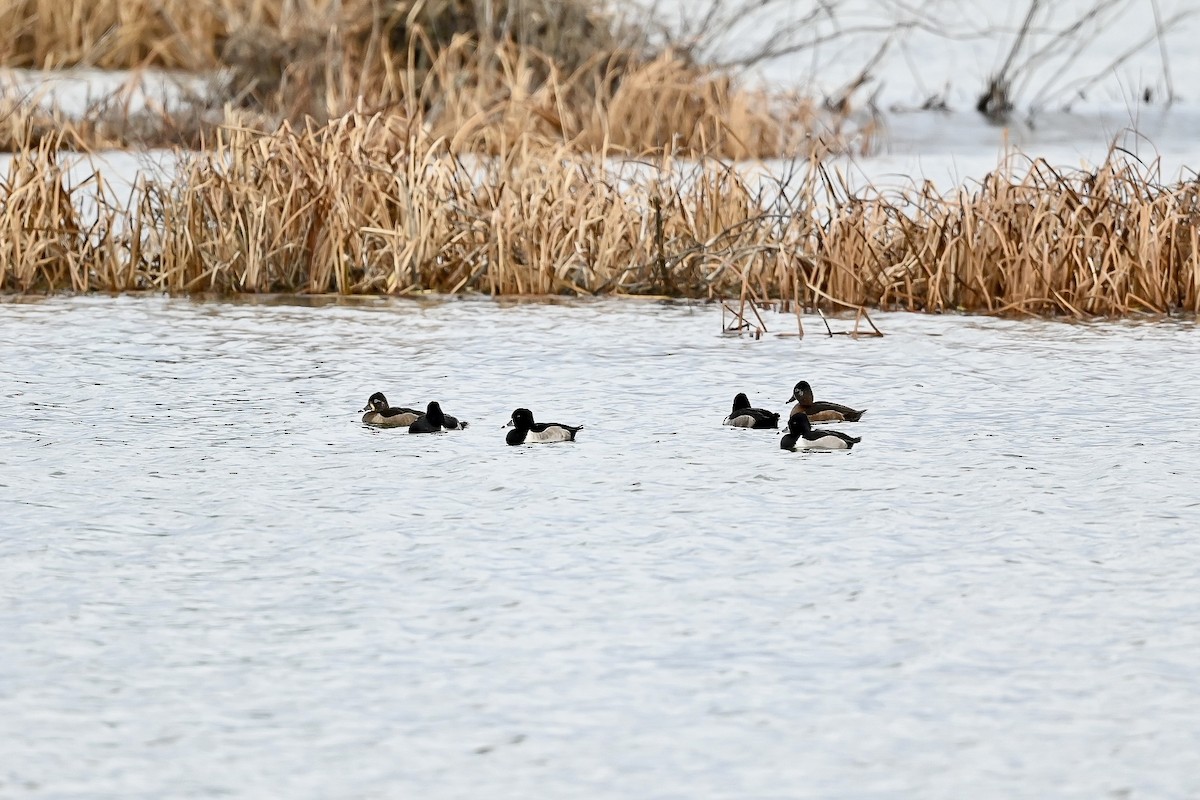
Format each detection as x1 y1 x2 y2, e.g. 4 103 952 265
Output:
2 297 1199 799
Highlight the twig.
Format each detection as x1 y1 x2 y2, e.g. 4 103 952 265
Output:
1150 0 1175 106
817 308 834 337
792 274 805 337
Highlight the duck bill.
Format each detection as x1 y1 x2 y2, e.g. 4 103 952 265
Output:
360 405 372 412
503 419 515 428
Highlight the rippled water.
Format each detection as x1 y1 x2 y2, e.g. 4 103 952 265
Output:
2 297 1199 799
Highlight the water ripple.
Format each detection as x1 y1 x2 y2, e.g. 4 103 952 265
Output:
2 297 1199 799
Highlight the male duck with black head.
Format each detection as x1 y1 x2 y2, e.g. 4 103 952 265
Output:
407 401 469 433
780 414 861 451
786 380 865 422
505 408 582 445
723 393 779 429
361 392 422 427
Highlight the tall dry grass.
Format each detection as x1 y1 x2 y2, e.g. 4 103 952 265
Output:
808 152 1200 315
0 133 142 292
0 41 862 159
3 0 227 69
0 0 620 72
0 91 240 152
375 40 853 160
2 116 1196 316
0 0 868 159
0 0 635 122
144 115 785 295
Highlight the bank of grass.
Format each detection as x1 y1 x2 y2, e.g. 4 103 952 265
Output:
0 0 620 73
0 0 868 158
2 116 1197 317
0 90 236 151
0 42 858 158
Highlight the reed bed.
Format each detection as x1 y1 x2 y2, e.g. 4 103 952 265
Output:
0 45 853 159
0 0 618 73
0 133 137 292
144 116 787 295
2 116 1198 316
0 0 866 159
0 93 243 152
810 153 1200 316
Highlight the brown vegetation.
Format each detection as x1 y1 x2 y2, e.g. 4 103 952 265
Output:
0 42 863 158
0 87 236 152
0 0 1192 317
0 0 622 73
1 116 1196 317
805 151 1200 315
0 133 139 292
0 0 867 159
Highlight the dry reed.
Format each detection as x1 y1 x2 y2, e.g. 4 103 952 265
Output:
144 116 781 295
0 44 856 160
0 92 252 152
0 0 866 159
0 133 138 292
2 117 1197 317
0 0 619 73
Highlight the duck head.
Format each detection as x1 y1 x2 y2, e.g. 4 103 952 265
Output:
425 401 446 427
506 407 535 431
787 381 813 405
787 414 813 434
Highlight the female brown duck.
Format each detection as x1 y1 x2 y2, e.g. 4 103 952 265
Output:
361 392 422 427
362 392 468 430
786 381 865 422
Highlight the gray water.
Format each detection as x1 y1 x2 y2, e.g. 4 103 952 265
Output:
2 297 1199 799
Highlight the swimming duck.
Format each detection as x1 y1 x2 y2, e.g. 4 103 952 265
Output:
408 401 469 433
786 381 865 422
723 393 780 429
361 392 422 427
505 407 582 445
441 410 468 430
780 413 861 451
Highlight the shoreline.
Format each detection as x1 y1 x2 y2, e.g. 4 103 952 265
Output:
1 290 1194 325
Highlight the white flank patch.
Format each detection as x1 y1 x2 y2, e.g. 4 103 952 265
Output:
724 415 755 428
530 427 572 443
801 434 850 450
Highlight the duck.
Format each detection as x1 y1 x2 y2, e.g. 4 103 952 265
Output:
786 380 865 422
780 413 861 451
361 392 422 427
505 407 582 445
408 401 469 433
723 393 780 429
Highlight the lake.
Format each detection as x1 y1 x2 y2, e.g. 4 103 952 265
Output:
2 297 1199 798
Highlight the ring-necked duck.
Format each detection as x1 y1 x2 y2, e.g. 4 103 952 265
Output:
361 392 422 427
786 381 865 422
780 413 861 451
408 401 469 433
723 393 780 429
505 407 582 444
